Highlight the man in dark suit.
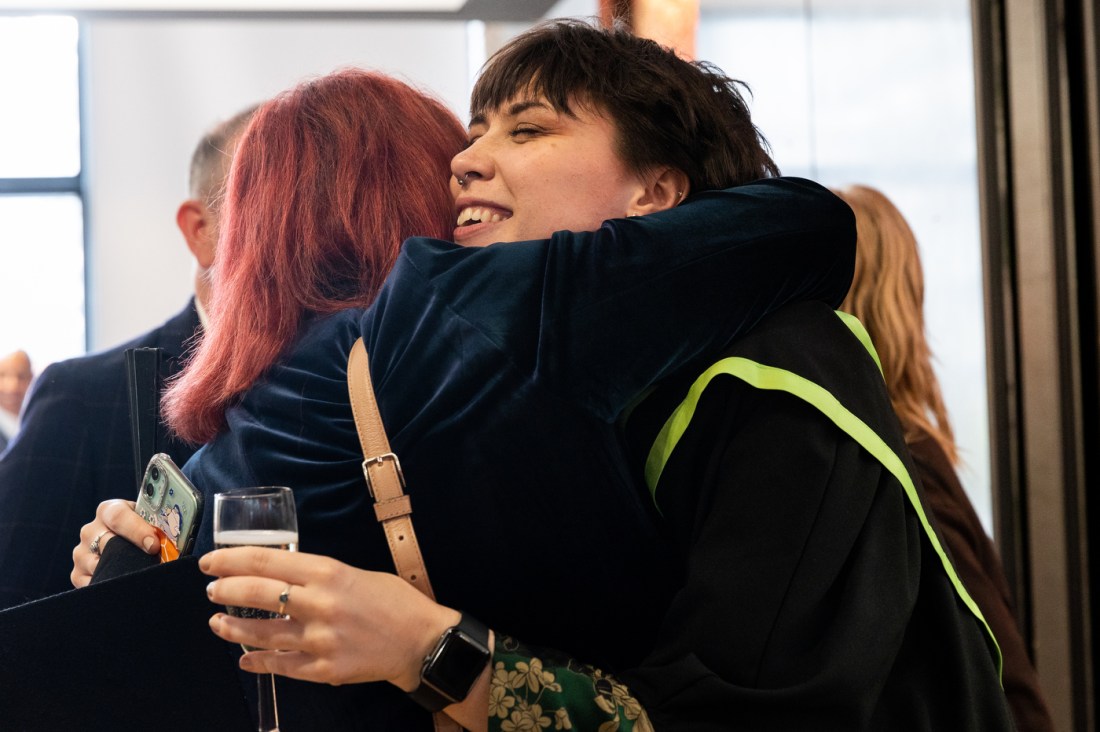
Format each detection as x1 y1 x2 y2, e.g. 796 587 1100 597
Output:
0 107 255 609
0 350 33 453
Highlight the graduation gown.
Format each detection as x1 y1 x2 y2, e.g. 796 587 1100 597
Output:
619 301 1013 730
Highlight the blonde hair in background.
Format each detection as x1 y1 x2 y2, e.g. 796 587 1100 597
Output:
834 184 959 465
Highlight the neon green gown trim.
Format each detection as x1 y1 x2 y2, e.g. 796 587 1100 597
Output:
642 312 1003 679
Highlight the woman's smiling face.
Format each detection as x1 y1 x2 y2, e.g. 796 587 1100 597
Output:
449 96 648 247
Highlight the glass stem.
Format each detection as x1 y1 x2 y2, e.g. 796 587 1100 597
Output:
257 673 279 732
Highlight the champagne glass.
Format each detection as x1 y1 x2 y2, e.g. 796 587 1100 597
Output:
213 486 298 732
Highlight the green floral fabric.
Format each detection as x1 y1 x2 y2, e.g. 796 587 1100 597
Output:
488 635 654 732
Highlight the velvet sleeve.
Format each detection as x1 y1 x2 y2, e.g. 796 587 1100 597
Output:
488 635 655 732
393 176 855 422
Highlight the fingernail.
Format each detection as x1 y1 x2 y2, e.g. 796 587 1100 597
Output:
239 654 255 671
206 581 216 599
143 536 156 552
209 613 223 631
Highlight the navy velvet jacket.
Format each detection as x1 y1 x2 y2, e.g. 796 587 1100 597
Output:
0 301 202 609
184 178 856 728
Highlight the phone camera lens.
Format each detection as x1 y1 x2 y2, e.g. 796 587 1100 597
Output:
149 465 161 481
144 482 154 497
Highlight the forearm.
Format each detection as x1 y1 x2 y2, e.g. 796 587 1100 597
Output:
388 619 654 732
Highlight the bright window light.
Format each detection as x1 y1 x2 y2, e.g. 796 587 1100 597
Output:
0 15 85 372
0 15 81 178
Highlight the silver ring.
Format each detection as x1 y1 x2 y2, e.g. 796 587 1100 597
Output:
89 529 111 557
277 584 292 616
457 175 467 187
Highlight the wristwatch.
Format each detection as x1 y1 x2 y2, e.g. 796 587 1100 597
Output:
408 613 492 712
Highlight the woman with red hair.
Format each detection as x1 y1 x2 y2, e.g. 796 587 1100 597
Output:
164 68 465 444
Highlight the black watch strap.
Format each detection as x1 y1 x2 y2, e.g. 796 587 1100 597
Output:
408 613 492 712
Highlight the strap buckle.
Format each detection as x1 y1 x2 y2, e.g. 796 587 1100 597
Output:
361 451 406 499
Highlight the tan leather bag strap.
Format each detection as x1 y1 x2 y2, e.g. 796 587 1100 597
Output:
347 337 436 599
346 338 464 732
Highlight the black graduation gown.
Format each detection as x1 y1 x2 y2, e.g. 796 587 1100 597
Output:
620 302 1013 731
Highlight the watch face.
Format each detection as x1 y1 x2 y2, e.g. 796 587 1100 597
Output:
424 627 492 701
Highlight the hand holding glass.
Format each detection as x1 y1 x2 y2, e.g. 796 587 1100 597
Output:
213 487 298 732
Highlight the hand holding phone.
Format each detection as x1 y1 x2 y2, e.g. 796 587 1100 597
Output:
135 453 204 561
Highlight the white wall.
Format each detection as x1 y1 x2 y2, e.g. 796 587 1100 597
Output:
82 18 472 349
77 0 596 351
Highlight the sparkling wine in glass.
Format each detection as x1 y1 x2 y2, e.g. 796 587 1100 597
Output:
213 486 298 732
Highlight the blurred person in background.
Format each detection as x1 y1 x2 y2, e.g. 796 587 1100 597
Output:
835 183 1054 731
0 105 256 609
0 349 33 452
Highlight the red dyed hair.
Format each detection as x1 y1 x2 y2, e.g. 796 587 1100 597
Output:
164 69 465 444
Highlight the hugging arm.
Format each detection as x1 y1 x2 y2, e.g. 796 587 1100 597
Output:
427 177 856 421
550 178 855 420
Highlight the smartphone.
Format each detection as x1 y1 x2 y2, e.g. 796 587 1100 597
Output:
135 453 204 561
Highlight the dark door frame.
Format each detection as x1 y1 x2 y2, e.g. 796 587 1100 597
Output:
971 1 1099 728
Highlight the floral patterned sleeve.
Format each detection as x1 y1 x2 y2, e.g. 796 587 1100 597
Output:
488 635 654 732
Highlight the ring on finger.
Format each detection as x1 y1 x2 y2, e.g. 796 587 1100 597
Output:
89 529 111 557
277 584 292 617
